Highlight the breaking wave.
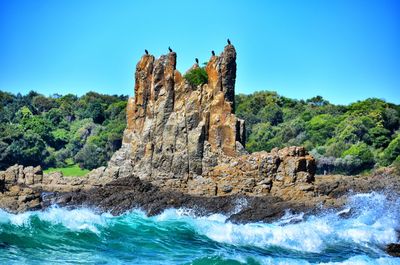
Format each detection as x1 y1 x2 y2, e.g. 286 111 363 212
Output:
0 192 399 264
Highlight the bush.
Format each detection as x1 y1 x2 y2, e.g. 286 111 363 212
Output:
342 142 375 169
392 155 400 175
74 143 107 170
8 132 48 167
184 67 208 87
334 155 363 175
381 134 400 166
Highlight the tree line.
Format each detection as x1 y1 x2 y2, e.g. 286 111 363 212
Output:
1 90 399 175
0 91 127 171
235 92 400 175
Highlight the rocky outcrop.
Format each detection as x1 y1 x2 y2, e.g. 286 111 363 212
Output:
111 45 246 185
101 44 316 197
188 146 315 198
0 164 112 213
0 165 43 212
46 175 315 223
0 43 319 214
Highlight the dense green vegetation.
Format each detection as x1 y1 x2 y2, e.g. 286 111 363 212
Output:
1 89 399 176
0 91 127 171
235 91 400 175
184 67 208 86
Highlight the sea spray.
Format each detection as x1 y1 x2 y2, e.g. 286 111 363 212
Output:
0 192 399 264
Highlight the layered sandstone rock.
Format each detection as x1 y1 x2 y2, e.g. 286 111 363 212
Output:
101 44 316 196
0 164 111 212
0 165 43 212
188 146 316 198
0 44 318 213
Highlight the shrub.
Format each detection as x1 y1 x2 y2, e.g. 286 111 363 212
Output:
74 143 106 170
392 155 400 175
184 67 208 87
342 142 375 169
334 155 363 174
381 134 400 166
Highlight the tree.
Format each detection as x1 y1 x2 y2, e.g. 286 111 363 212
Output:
306 114 337 146
7 132 48 167
83 100 105 124
342 142 375 171
51 128 70 150
105 101 127 121
246 122 276 152
335 115 374 144
381 134 400 166
21 115 54 144
334 155 363 175
369 127 391 149
306 95 329 107
32 95 59 113
74 143 106 169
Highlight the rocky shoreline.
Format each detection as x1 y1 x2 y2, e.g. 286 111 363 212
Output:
1 43 399 257
1 163 399 223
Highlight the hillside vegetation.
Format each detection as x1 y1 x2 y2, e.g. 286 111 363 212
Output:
0 91 127 171
235 91 400 175
1 90 399 175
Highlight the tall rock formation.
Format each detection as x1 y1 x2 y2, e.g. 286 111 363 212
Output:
105 44 316 196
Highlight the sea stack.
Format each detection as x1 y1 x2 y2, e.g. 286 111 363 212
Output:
106 44 316 197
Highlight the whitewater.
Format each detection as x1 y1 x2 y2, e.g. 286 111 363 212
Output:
0 192 399 264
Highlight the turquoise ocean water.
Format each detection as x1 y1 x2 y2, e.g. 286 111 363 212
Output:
0 192 399 264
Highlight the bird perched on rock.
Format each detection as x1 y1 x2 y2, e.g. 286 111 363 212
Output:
211 50 215 56
227 38 231 45
195 58 199 64
145 49 149 55
168 46 173 52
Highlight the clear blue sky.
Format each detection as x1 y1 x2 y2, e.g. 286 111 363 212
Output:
0 0 399 104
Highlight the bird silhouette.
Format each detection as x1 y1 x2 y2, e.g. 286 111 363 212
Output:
211 50 215 56
227 38 231 45
168 46 173 52
145 49 149 55
195 58 199 64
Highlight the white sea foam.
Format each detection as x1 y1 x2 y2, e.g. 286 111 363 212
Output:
148 192 400 253
317 255 400 265
0 192 399 257
0 206 113 233
38 206 113 233
259 256 400 265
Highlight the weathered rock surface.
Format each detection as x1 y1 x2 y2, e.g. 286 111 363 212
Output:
0 164 43 212
386 243 400 257
0 164 112 213
44 174 315 224
101 44 316 198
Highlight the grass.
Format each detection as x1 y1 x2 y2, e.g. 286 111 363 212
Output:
44 164 90 177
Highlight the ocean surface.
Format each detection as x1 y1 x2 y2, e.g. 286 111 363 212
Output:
0 192 399 265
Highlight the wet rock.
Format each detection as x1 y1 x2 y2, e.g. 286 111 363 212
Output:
386 243 400 257
50 175 309 223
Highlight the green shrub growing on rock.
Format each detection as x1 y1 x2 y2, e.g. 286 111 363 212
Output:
184 67 208 87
